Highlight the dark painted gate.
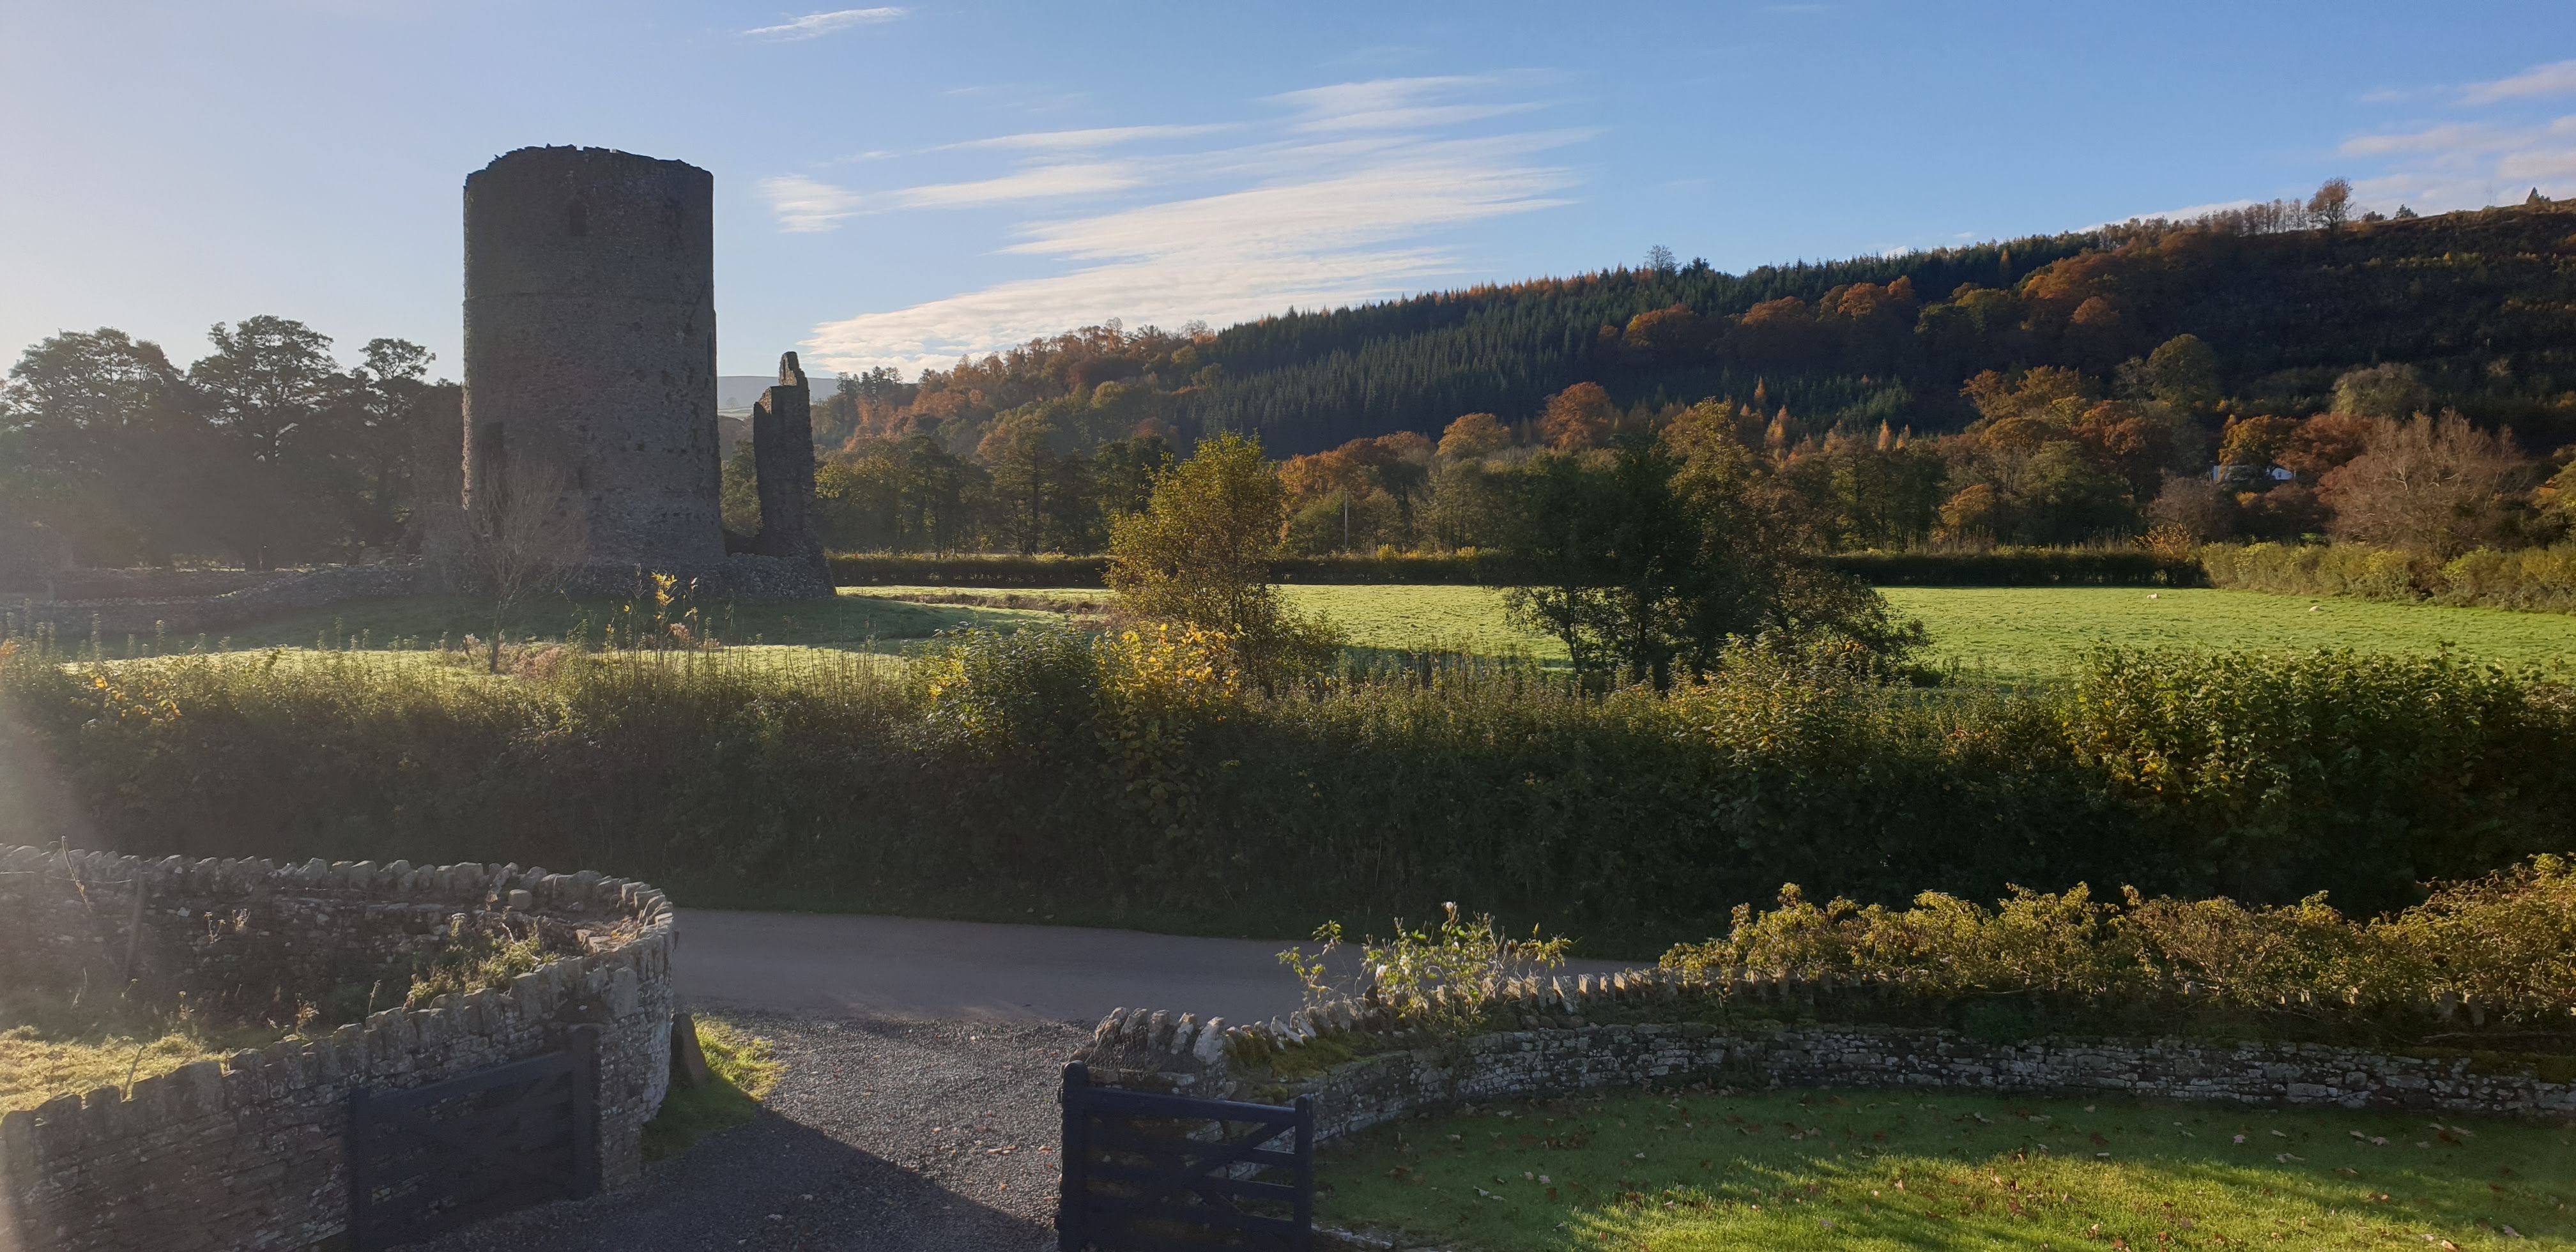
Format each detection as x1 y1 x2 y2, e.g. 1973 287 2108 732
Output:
347 1025 601 1250
1059 1061 1314 1251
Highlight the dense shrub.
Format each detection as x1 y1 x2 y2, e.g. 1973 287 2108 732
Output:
1657 856 2576 1046
2201 540 2576 613
827 549 2194 590
829 553 1110 586
2439 545 2576 613
2 636 2568 952
1821 548 2193 587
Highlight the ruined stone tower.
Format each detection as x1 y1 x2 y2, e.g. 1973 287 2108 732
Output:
749 351 822 568
460 146 723 577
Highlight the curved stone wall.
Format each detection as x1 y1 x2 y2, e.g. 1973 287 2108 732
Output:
0 845 676 1252
1077 970 2576 1141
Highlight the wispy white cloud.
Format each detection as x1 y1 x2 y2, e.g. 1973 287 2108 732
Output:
742 6 904 42
2338 114 2576 211
1266 75 1539 132
2107 197 2260 225
2462 59 2576 105
784 77 1582 376
759 162 1144 231
2341 122 2515 157
936 125 1237 152
758 176 870 233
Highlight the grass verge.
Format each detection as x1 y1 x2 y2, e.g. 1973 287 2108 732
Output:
1318 1087 2576 1251
0 1025 230 1115
641 1017 783 1163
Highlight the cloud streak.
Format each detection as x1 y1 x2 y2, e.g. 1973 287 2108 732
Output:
935 125 1238 152
742 7 905 42
2462 59 2576 105
781 76 1582 376
2338 113 2576 212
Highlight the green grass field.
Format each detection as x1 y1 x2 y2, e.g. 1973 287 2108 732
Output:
1319 1087 2576 1251
90 590 1066 656
57 584 2576 685
1278 584 2576 682
1881 587 2576 683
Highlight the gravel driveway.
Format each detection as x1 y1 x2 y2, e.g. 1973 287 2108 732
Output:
422 1014 1088 1251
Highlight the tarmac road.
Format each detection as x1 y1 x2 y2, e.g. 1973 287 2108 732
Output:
671 908 1632 1026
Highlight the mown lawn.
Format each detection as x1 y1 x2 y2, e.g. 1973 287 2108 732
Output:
1319 1087 2576 1251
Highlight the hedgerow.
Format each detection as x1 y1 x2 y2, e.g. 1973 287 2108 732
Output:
2202 540 2576 614
824 548 2192 590
1657 856 2576 1046
1 632 2567 952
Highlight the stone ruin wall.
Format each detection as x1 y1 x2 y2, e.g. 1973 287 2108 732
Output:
461 145 724 578
0 845 676 1252
450 146 829 602
1077 970 2576 1142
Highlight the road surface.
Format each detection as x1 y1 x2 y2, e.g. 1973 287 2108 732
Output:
673 908 1631 1025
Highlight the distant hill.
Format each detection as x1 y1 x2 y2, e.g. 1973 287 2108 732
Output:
1176 199 2576 453
836 198 2576 460
717 372 837 414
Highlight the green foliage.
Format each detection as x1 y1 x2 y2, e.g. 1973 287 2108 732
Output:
1107 432 1342 680
1281 903 1573 1037
641 1017 780 1162
2 319 443 569
401 917 557 1009
1319 1088 2576 1252
2205 540 2576 614
2063 648 2565 901
8 629 2572 950
1660 856 2576 1044
1496 416 1926 683
829 549 2209 590
1828 548 2189 586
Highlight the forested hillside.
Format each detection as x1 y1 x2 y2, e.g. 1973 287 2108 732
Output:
836 194 2576 459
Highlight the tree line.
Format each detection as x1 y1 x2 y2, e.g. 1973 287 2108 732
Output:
1 320 450 570
10 189 2574 572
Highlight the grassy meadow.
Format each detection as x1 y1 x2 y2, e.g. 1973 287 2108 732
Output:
871 583 2576 682
55 583 2575 685
1319 1087 2576 1251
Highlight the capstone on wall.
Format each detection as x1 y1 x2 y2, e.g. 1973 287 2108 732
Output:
1077 971 2576 1140
0 846 676 1252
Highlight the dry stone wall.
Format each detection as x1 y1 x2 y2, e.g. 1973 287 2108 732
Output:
1077 969 2576 1143
0 844 675 1252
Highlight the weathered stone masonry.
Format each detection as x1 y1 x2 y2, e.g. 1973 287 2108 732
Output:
0 846 677 1252
1078 970 2576 1142
452 145 829 602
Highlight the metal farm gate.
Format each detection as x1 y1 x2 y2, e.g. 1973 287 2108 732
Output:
1058 1061 1315 1251
346 1027 602 1250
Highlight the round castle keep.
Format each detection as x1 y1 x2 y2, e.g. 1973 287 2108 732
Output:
462 146 724 575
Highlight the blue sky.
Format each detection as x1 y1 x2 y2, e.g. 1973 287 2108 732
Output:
4 1 2573 381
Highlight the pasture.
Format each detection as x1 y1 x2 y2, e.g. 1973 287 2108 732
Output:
48 584 2576 686
1320 1087 2575 1251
